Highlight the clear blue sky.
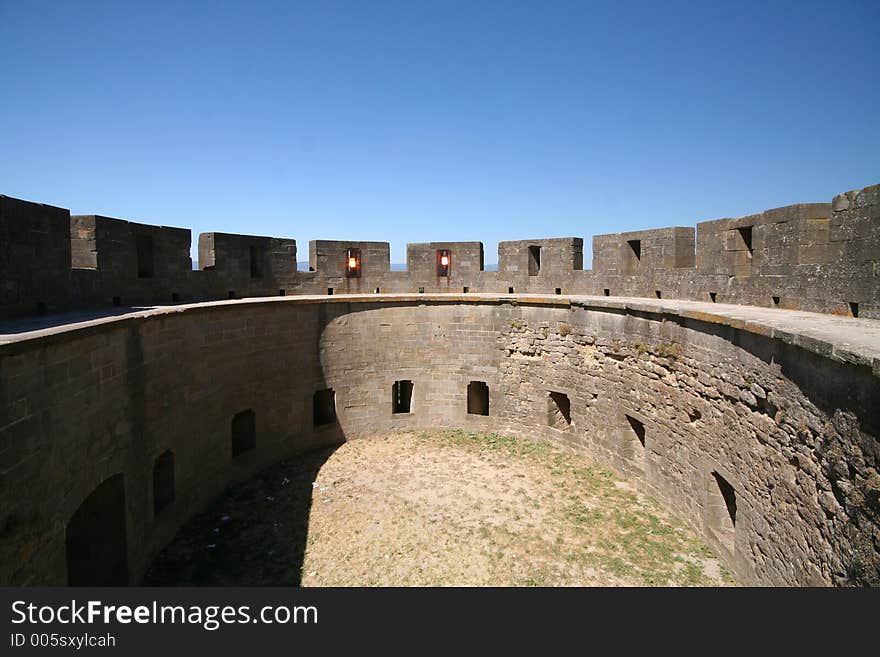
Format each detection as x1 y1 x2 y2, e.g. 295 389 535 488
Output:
1 0 877 265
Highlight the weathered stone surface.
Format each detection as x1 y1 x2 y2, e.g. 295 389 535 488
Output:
0 294 876 586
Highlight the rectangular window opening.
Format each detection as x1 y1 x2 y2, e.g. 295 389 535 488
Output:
849 302 859 318
327 287 334 295
655 290 662 299
555 288 562 295
392 380 413 414
772 296 780 306
738 226 753 254
603 289 610 297
467 381 489 416
345 247 362 278
313 389 336 426
508 287 514 294
278 289 286 296
463 286 469 293
528 245 541 276
437 249 450 277
548 391 571 430
136 234 154 279
231 409 256 458
627 239 641 261
709 292 717 303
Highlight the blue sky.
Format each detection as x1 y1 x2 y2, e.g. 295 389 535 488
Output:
1 0 877 265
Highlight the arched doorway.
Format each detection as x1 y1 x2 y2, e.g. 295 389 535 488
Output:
65 473 129 585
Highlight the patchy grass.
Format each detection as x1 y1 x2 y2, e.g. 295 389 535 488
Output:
144 430 733 587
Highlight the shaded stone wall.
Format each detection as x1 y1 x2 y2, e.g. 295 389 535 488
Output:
0 302 334 585
70 214 192 307
1 296 876 585
197 232 297 299
0 196 71 318
1 184 878 318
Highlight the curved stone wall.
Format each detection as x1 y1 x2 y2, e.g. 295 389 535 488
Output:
1 295 877 586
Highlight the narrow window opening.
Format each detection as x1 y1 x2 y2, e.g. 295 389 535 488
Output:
463 286 469 293
548 391 571 430
279 289 286 296
136 234 154 279
555 288 562 295
313 389 336 426
528 245 541 276
508 287 514 294
418 287 425 293
627 239 642 261
437 249 450 277
327 287 334 295
625 414 646 448
772 296 780 306
345 247 361 278
249 245 265 279
152 450 175 516
715 473 737 526
467 381 489 416
707 471 738 553
374 288 380 294
709 292 717 303
392 380 413 414
738 226 753 254
231 409 256 457
655 290 662 299
623 239 642 275
603 289 610 297
849 302 859 318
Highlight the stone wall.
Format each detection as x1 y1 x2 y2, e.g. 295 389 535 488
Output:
497 237 584 294
0 195 71 318
0 301 334 585
197 232 298 299
70 214 192 307
405 241 484 292
1 295 876 586
1 183 876 319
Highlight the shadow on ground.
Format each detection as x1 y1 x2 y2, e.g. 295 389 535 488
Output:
141 444 339 586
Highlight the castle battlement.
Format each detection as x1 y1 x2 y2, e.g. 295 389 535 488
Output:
2 183 877 320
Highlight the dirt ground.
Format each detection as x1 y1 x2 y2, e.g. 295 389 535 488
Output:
143 430 733 587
